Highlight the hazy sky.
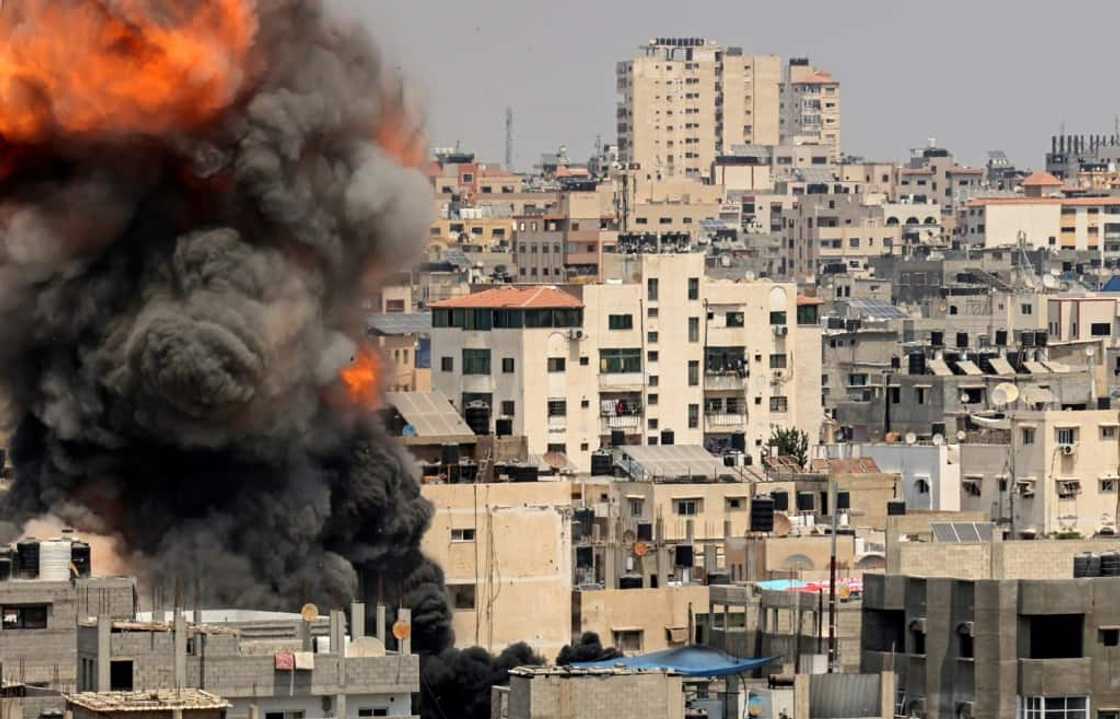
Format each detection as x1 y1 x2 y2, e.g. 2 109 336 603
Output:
329 1 1120 172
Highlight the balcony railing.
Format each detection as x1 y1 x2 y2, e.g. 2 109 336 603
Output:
705 413 747 430
601 415 641 432
705 373 748 391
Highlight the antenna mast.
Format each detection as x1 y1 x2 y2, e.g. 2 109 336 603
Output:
505 107 514 170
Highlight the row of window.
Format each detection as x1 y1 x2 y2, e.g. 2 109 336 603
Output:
432 308 583 330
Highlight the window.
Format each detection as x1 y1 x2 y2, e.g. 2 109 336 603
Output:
726 497 744 510
688 360 700 386
1022 427 1035 445
548 400 567 417
648 393 658 406
110 660 133 691
1027 614 1084 658
1103 426 1118 440
647 418 658 430
769 354 787 369
609 314 634 330
674 498 701 515
769 311 787 326
647 278 659 301
688 403 699 428
1021 303 1033 315
502 357 515 373
647 331 659 343
462 349 491 375
769 396 789 413
915 477 931 494
889 387 901 404
688 317 700 342
580 356 589 366
726 312 744 328
1 605 48 630
649 375 659 387
648 307 658 318
915 387 927 405
548 357 567 372
1020 697 1088 719
501 400 515 416
613 629 643 653
451 528 476 542
600 348 642 373
440 356 453 372
1057 427 1078 445
358 710 389 718
547 443 566 454
688 277 699 300
450 584 476 610
1102 479 1118 493
1101 628 1120 647
629 498 644 517
648 350 659 363
911 625 926 655
1092 322 1112 337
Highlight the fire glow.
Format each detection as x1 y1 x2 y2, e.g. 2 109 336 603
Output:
341 347 381 408
0 0 256 142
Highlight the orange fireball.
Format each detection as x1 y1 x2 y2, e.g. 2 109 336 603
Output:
340 346 381 409
0 0 257 142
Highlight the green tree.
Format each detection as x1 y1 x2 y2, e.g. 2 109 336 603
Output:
769 427 809 468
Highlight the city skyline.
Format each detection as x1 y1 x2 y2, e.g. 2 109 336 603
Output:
334 0 1120 171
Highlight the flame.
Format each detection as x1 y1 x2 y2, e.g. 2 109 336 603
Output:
0 0 257 142
375 101 428 169
340 346 381 408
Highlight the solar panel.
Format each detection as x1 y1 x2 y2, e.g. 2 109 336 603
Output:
930 522 997 543
975 523 995 541
367 312 432 336
930 523 958 542
954 523 981 542
845 298 909 320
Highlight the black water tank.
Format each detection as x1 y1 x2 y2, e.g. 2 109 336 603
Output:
674 545 694 567
660 430 675 446
1089 553 1102 577
16 541 39 579
731 433 746 451
71 542 92 578
495 417 513 437
441 443 460 466
590 452 613 476
1102 552 1120 577
459 461 479 484
464 402 491 435
887 500 907 516
1074 552 1092 578
513 465 539 483
637 523 653 541
706 570 730 586
0 555 10 582
619 575 644 590
446 464 461 484
611 429 625 448
723 454 737 467
750 497 775 533
908 353 927 375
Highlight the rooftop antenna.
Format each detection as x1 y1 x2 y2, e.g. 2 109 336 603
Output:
504 107 514 170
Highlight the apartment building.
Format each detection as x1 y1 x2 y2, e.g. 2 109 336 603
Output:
963 196 1120 257
897 144 984 224
785 193 899 278
429 253 823 471
617 38 782 179
1045 133 1120 180
781 58 841 159
862 573 1120 719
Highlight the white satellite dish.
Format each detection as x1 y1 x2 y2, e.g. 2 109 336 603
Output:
956 430 967 441
932 434 945 446
991 382 1020 407
745 271 757 281
1042 275 1059 290
1085 346 1097 358
1050 268 1061 276
960 393 970 404
904 432 917 446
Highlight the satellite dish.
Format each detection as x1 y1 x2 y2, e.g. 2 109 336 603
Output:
904 432 917 446
300 603 320 623
960 393 970 404
956 430 968 441
1042 275 1059 290
932 434 945 446
991 382 1020 407
1086 346 1097 358
392 620 412 641
349 636 387 658
745 271 757 281
1050 268 1061 276
772 512 792 538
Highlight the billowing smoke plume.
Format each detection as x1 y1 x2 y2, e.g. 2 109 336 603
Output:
0 0 451 647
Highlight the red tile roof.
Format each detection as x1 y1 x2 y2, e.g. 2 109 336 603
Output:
809 457 882 474
430 286 582 310
799 71 836 85
1021 171 1063 187
797 295 824 306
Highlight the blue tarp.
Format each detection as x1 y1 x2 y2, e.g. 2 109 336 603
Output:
572 645 778 677
755 579 809 592
1102 276 1120 293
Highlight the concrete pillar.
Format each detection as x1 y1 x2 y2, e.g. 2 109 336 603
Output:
723 604 730 653
96 615 111 691
793 674 810 719
604 542 617 588
350 602 365 640
879 671 897 719
192 608 202 625
300 619 312 652
376 604 387 643
248 705 260 719
330 609 346 657
334 694 346 719
398 608 412 655
704 544 717 574
173 611 187 689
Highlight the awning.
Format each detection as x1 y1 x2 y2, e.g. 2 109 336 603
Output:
956 360 983 376
928 358 953 377
1022 387 1056 405
1042 360 1071 373
971 414 1010 430
989 357 1015 376
1023 361 1050 374
572 646 779 678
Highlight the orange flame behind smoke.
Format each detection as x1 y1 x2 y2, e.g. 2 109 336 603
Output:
340 346 381 409
375 100 428 170
0 0 257 142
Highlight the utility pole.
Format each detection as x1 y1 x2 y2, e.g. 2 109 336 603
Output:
828 478 838 672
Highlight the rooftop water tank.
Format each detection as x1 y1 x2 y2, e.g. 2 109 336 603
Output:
38 540 72 581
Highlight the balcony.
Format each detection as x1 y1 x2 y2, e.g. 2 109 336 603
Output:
705 413 747 431
1018 658 1091 696
705 372 748 391
599 373 644 391
548 416 567 433
601 415 641 433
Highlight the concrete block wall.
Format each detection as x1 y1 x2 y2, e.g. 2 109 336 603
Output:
511 672 684 719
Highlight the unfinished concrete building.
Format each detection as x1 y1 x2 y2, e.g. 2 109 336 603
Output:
861 574 1120 719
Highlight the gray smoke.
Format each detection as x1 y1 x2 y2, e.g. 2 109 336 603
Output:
0 0 451 648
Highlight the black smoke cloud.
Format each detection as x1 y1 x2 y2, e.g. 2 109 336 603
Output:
0 0 449 646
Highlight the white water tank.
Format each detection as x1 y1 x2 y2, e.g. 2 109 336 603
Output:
38 540 72 581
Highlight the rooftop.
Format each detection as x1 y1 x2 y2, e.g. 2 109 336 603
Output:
430 285 582 310
967 196 1120 207
798 71 836 85
384 391 475 441
367 312 432 336
1021 171 1063 187
65 690 231 713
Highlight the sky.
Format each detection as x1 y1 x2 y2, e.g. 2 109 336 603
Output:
329 0 1120 172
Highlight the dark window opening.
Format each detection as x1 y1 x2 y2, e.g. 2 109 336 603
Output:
450 584 476 610
864 609 905 652
110 660 133 691
1100 628 1119 647
1026 614 1083 658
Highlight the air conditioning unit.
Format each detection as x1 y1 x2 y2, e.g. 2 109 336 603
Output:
1060 443 1076 456
773 325 789 337
568 329 584 340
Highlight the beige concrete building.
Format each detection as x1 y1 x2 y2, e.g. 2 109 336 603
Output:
962 196 1120 255
617 38 782 180
781 59 841 159
421 480 573 659
572 585 708 655
785 194 899 279
429 253 824 471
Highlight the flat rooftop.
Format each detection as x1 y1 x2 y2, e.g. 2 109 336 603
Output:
65 690 231 713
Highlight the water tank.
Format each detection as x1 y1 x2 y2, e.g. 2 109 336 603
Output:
441 443 460 466
1102 552 1120 577
495 417 513 437
1074 552 1093 578
71 542 92 578
750 497 775 533
16 540 40 579
0 550 11 582
590 452 613 477
1089 553 1102 577
464 402 491 435
618 575 643 590
674 545 694 567
38 540 72 581
887 500 907 516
